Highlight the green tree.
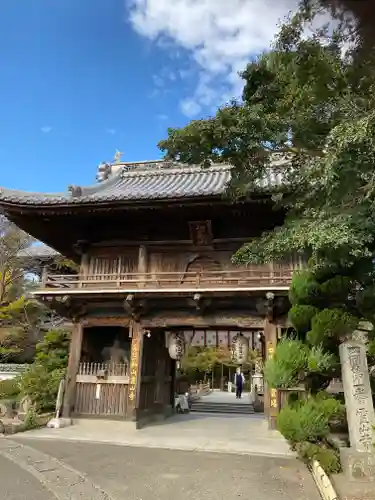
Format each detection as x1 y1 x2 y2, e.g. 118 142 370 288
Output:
19 329 70 412
158 1 375 396
0 216 45 362
159 0 375 320
159 2 375 273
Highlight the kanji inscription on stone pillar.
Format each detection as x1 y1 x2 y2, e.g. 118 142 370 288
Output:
339 341 375 453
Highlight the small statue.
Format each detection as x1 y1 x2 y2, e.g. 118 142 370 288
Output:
102 338 129 365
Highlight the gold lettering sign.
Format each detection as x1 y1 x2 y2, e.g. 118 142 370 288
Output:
270 388 278 408
128 336 140 404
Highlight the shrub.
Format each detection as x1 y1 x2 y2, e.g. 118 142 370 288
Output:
306 346 337 374
24 407 39 430
0 377 21 400
34 329 70 371
288 305 319 335
19 364 65 412
307 308 358 347
18 328 70 412
289 271 321 306
319 276 352 304
295 441 341 474
277 394 344 444
264 338 307 389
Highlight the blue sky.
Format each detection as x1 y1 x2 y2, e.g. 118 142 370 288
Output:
0 0 295 193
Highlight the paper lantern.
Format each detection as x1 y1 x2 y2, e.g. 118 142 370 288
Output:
231 333 249 364
167 332 185 360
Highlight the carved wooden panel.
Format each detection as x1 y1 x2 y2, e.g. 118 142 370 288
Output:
189 220 213 247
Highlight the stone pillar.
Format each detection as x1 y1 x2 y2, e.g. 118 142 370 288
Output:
127 320 144 422
339 340 375 481
264 319 278 429
62 322 83 418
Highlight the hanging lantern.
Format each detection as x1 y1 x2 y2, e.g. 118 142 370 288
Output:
167 332 185 362
231 333 249 364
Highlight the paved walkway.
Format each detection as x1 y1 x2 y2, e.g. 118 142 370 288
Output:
13 413 294 458
0 437 321 500
201 390 253 404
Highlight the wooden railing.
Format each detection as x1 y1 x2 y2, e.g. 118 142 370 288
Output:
39 268 295 292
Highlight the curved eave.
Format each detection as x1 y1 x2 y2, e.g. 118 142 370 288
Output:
0 165 234 209
0 163 285 214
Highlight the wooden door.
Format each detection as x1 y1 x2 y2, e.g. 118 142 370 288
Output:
74 362 129 417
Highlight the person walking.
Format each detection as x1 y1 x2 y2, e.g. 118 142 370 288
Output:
234 367 245 399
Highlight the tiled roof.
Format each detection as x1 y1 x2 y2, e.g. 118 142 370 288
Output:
0 160 283 207
17 244 59 259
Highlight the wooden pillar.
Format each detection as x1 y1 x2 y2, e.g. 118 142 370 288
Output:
264 318 278 429
127 320 144 421
80 253 89 277
155 348 166 408
138 245 148 287
62 322 83 418
41 265 48 287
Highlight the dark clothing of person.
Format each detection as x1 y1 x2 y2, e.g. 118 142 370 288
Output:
235 373 244 399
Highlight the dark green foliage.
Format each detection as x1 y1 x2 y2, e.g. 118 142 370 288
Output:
277 394 344 444
319 276 352 304
356 286 375 321
288 305 319 335
265 339 336 391
307 309 358 347
295 441 341 474
289 271 321 306
20 365 65 412
0 377 20 400
19 329 70 412
264 338 307 388
33 329 70 371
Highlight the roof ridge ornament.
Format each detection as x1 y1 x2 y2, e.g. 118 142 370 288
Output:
114 149 124 163
96 162 112 182
68 185 83 197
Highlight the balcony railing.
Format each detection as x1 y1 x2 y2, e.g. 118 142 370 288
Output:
39 268 294 293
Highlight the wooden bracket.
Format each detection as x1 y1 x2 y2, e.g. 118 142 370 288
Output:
191 293 212 313
123 294 148 321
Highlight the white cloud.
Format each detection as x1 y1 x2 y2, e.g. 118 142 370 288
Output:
128 1 338 117
106 128 116 135
41 125 52 134
157 114 169 121
127 0 301 117
180 98 202 118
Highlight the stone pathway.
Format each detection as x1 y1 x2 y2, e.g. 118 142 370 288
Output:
12 413 294 458
202 390 253 405
0 437 321 500
0 438 113 500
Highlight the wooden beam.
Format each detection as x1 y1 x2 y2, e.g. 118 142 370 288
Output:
142 312 265 329
62 322 83 418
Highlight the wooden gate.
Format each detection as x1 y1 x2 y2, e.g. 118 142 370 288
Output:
74 362 129 417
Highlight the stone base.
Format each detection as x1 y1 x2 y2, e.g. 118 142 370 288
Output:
268 415 278 430
46 417 72 429
340 447 375 482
